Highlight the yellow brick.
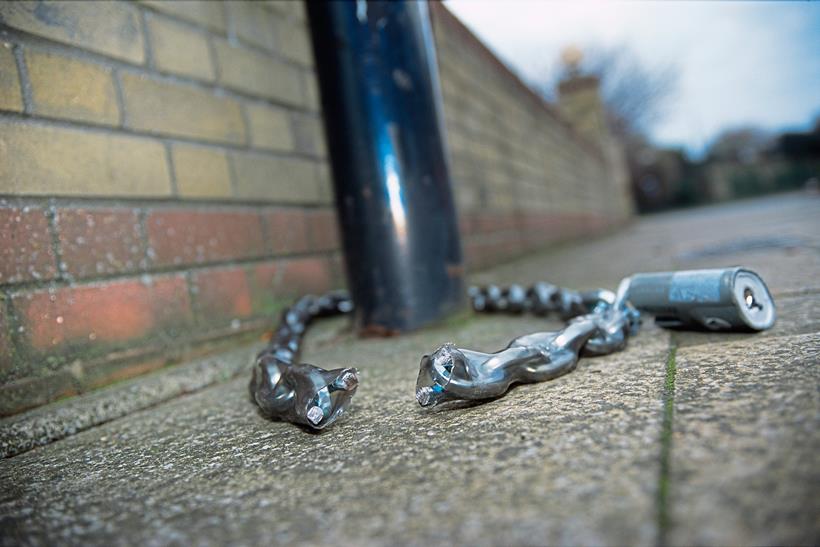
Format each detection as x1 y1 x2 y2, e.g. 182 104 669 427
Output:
212 38 302 106
172 144 232 199
120 73 245 144
275 20 313 66
312 119 327 158
25 49 119 126
231 151 319 203
315 162 334 205
0 45 23 112
141 0 226 33
454 184 478 211
264 1 305 22
291 114 326 157
0 1 144 64
227 1 277 52
303 74 320 112
0 120 172 197
245 103 293 152
146 15 215 82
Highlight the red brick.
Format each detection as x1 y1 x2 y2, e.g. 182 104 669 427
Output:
12 275 192 352
554 212 600 239
463 240 487 271
262 208 310 255
465 235 522 271
475 212 518 234
146 209 265 267
56 208 146 278
329 253 347 287
250 257 341 315
306 209 340 252
192 267 253 323
251 256 334 299
458 213 476 236
249 261 279 314
501 213 519 232
279 257 334 295
518 213 575 246
0 207 58 284
0 311 13 373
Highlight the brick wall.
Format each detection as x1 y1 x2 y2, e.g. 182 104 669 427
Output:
0 0 340 415
431 4 632 270
0 1 631 416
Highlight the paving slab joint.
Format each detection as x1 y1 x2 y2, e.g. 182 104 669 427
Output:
656 344 677 546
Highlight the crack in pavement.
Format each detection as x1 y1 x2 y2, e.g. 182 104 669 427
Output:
656 344 678 546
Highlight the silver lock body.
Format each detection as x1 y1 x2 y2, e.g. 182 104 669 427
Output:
626 268 775 331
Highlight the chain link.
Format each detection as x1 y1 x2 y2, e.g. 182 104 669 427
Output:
416 281 641 407
261 291 354 365
250 291 357 430
253 269 772 423
468 282 618 319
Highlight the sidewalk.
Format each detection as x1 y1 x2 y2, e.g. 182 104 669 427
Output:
1 193 818 546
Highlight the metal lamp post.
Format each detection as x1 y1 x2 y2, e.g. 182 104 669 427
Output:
308 0 464 334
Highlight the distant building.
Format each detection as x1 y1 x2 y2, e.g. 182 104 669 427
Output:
703 119 820 201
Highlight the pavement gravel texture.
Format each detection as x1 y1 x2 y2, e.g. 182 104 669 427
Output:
1 192 818 546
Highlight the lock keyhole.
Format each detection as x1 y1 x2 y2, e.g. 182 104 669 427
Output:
744 287 763 311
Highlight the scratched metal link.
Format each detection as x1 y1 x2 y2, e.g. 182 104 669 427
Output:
250 291 358 430
416 280 641 407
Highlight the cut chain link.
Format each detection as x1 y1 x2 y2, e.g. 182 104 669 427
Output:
250 291 357 430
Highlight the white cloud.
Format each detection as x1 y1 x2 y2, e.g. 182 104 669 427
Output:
444 0 820 157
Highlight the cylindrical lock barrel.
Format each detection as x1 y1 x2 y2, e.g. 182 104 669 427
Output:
307 1 464 334
626 268 775 331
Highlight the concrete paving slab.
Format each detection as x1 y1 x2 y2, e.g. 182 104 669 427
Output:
0 345 261 459
0 317 672 546
670 333 820 546
0 319 349 459
2 193 814 458
1 193 817 546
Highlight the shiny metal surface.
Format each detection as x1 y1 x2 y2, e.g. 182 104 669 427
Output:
625 267 776 331
416 280 640 407
307 0 464 334
250 292 357 430
416 268 775 407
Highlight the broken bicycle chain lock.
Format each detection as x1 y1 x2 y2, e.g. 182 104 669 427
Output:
251 268 775 429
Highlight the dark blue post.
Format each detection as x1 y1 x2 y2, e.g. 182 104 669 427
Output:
307 0 464 334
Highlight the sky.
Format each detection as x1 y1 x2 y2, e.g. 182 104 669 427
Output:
444 0 820 158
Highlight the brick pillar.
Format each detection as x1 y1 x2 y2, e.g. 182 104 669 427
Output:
558 72 634 220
